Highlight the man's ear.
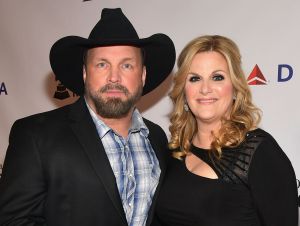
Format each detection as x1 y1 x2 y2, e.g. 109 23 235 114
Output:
83 66 86 82
142 66 146 87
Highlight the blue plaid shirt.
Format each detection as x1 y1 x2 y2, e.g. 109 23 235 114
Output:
87 103 161 226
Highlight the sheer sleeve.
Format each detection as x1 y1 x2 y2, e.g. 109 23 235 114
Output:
248 134 298 226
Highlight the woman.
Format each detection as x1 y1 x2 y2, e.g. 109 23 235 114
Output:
154 35 298 226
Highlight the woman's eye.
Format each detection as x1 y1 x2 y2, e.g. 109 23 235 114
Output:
188 74 200 82
212 74 225 81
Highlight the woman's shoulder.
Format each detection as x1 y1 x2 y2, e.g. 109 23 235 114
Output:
245 128 284 157
246 128 296 188
245 128 273 140
247 128 292 166
243 128 280 151
217 128 282 185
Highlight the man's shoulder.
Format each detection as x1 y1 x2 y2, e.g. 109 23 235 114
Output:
20 104 70 122
142 117 167 137
12 102 78 132
142 117 162 130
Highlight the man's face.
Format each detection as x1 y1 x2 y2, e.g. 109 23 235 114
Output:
83 45 146 119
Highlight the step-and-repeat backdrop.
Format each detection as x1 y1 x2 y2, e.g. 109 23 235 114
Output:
0 0 299 216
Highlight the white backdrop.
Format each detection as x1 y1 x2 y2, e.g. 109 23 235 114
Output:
0 0 299 217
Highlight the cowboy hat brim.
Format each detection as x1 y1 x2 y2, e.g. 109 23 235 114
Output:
50 33 175 96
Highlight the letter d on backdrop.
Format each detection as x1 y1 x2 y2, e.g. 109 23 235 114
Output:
278 64 293 82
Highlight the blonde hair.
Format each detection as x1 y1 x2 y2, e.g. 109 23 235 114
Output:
169 35 261 159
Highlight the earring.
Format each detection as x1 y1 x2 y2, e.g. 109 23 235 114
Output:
184 103 189 112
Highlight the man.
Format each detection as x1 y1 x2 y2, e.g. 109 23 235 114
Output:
0 8 175 226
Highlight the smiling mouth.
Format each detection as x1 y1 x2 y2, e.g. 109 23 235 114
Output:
196 98 217 104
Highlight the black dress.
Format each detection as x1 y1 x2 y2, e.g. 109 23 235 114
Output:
154 129 298 226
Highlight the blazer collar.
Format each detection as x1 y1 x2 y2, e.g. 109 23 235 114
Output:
144 121 168 226
68 97 127 225
68 97 167 226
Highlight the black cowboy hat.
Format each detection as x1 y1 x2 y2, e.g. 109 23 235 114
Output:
50 8 176 96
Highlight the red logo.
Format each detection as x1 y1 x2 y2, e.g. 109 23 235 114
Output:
247 64 267 85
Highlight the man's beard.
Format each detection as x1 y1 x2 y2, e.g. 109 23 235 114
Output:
86 83 143 119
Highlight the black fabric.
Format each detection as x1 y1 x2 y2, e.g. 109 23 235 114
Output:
0 97 168 226
49 8 176 96
190 130 266 186
154 129 298 226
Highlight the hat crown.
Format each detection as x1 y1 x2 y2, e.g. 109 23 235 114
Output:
88 8 139 41
50 8 175 96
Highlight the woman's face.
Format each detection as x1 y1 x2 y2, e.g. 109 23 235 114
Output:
184 51 234 127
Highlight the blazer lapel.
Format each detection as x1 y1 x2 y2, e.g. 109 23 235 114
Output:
145 126 168 226
68 98 127 225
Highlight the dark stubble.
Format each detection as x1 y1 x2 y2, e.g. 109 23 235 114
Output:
85 82 143 119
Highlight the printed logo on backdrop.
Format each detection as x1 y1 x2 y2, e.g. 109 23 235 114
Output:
0 82 8 95
53 80 78 100
247 64 294 85
247 65 267 85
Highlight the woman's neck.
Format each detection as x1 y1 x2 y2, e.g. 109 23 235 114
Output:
193 121 221 149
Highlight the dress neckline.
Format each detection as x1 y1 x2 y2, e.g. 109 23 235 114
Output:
190 144 211 161
185 144 220 180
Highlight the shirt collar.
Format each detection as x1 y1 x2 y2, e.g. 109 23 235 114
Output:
130 108 149 137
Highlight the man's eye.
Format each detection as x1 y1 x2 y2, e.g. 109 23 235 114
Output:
212 74 225 81
97 62 107 68
122 63 133 69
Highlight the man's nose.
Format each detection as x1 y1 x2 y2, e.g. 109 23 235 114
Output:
108 66 121 83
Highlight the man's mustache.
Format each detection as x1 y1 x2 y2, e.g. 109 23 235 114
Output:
99 84 129 95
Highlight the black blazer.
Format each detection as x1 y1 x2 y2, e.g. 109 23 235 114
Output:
0 97 168 226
